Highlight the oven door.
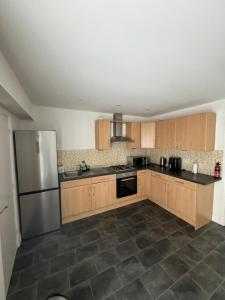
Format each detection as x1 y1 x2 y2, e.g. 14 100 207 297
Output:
117 175 137 198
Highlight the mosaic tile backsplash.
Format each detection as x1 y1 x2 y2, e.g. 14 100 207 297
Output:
146 149 223 176
57 143 223 176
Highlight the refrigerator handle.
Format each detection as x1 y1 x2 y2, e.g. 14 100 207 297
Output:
36 141 40 154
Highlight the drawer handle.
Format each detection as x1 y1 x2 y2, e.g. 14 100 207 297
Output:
0 206 8 215
121 177 135 182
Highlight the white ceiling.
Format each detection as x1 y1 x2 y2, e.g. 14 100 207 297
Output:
0 0 225 116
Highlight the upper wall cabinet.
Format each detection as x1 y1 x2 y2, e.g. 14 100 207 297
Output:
155 119 176 149
155 112 216 151
95 119 111 150
176 112 216 151
126 122 141 149
141 122 155 148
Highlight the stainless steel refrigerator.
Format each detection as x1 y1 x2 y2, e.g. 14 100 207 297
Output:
14 130 61 240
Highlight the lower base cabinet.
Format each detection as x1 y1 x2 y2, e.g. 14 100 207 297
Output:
61 171 214 230
61 185 92 219
151 172 168 208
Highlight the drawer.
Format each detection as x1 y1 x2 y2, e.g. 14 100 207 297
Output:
168 176 196 190
137 170 147 175
151 171 168 180
91 174 116 184
61 178 92 189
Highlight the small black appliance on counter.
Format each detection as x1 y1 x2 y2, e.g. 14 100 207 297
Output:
127 156 149 167
159 157 167 167
169 157 182 171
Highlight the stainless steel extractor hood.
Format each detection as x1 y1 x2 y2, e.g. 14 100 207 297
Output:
110 113 134 143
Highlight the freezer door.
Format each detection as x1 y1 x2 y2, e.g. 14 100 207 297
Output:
14 131 58 193
19 189 60 239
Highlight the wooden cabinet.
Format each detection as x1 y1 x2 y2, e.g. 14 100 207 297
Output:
92 180 116 210
151 172 168 208
95 119 111 150
155 119 176 149
141 122 155 148
126 122 141 148
167 178 196 224
176 112 216 151
137 171 147 197
146 170 152 199
61 175 116 223
61 185 92 219
167 177 214 229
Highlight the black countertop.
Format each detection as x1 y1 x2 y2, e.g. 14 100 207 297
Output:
59 164 221 185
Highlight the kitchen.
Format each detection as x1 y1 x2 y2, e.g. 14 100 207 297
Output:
1 1 225 300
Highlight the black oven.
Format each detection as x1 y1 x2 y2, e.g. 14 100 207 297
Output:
116 171 137 198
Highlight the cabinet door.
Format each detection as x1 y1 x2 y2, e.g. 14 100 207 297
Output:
151 173 167 208
168 179 196 223
95 119 111 150
61 185 92 218
137 171 147 197
92 180 116 210
156 119 176 149
176 113 216 151
126 122 141 149
146 171 152 199
141 122 155 148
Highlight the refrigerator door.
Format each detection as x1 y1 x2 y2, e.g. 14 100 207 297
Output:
14 131 58 194
19 189 60 239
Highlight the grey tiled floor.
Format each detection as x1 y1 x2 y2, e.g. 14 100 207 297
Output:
7 200 225 300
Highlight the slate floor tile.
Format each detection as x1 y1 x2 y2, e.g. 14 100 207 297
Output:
67 281 94 300
7 272 19 295
204 251 225 276
117 256 145 285
7 284 38 300
190 236 216 255
190 262 222 295
13 252 34 272
203 230 225 246
90 267 121 300
97 235 118 251
161 220 180 234
153 238 178 258
175 218 189 228
70 259 97 287
116 228 133 243
129 213 147 224
210 286 225 300
115 239 139 260
76 242 98 262
171 276 207 300
95 249 120 273
135 232 153 249
132 222 148 235
141 264 173 299
50 251 76 273
177 244 203 267
158 289 176 300
115 279 152 300
169 230 191 249
150 226 168 241
81 229 101 245
137 247 162 269
58 236 82 253
160 254 190 281
17 261 50 289
34 242 59 263
37 270 69 300
215 241 225 257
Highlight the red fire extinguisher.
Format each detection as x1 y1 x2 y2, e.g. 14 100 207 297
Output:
214 162 221 178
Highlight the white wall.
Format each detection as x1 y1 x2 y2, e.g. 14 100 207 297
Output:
0 106 21 246
148 99 225 226
0 49 34 119
19 105 148 150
